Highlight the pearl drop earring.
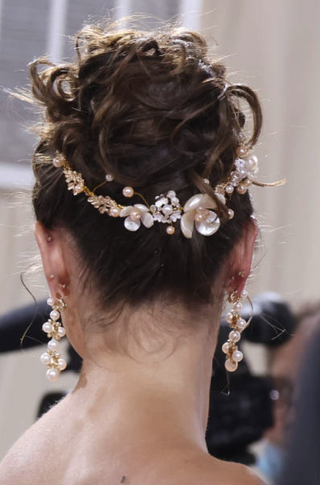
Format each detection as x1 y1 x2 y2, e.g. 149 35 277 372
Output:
222 287 249 372
40 294 67 381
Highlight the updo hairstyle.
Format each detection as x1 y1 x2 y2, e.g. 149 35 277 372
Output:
29 22 262 310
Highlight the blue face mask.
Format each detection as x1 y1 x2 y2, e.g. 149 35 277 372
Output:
256 440 286 482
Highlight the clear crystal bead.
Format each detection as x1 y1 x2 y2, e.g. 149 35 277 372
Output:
155 197 168 208
167 190 176 199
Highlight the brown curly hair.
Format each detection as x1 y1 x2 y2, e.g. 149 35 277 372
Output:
28 22 262 309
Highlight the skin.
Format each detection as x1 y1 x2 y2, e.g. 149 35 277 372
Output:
0 219 264 485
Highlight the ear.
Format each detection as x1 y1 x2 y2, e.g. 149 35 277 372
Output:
34 221 69 297
225 218 258 296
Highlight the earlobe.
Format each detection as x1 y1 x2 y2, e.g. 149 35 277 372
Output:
222 219 259 373
34 221 54 277
226 219 258 295
34 221 69 295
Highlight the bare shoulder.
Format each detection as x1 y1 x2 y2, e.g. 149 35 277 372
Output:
0 397 69 485
172 452 266 485
0 427 39 485
0 420 50 484
214 461 266 485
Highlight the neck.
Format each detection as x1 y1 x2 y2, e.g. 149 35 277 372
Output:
69 310 219 452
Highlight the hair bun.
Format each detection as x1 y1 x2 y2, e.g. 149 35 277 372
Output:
27 20 262 310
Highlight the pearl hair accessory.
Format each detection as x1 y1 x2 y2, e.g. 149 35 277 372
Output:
40 294 67 382
222 287 250 372
217 146 259 197
51 146 277 238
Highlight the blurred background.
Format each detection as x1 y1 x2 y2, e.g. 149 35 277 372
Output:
1 0 320 480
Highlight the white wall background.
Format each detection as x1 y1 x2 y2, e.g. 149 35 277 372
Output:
1 0 320 460
199 0 320 303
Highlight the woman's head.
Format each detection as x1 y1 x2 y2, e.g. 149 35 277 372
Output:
30 22 261 351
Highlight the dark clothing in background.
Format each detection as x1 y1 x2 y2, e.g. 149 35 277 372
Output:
278 328 320 485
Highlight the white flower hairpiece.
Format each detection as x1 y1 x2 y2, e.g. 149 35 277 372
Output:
52 147 261 238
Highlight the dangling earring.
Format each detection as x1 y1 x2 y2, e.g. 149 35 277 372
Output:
222 287 249 372
40 293 67 381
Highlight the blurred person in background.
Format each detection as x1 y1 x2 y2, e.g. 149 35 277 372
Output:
277 323 320 485
0 19 272 485
257 303 320 483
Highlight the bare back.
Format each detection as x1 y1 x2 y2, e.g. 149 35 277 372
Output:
0 397 263 485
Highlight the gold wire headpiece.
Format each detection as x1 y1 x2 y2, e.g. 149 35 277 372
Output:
52 148 281 238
